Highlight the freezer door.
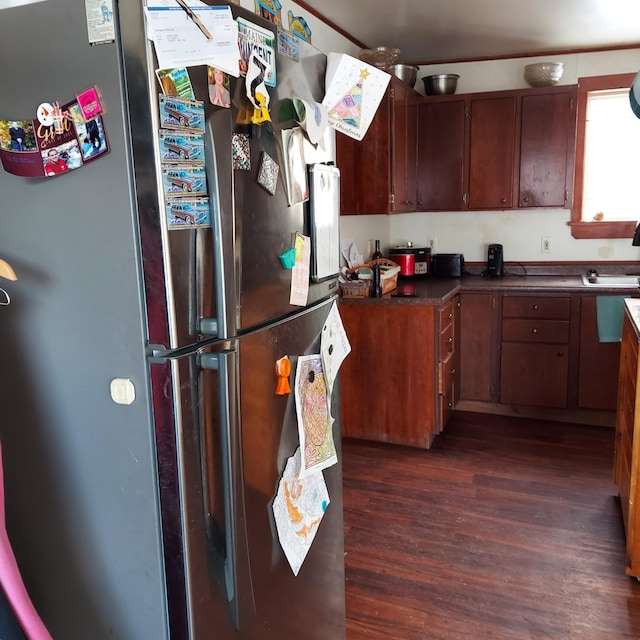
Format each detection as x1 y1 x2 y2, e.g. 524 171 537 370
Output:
172 297 345 639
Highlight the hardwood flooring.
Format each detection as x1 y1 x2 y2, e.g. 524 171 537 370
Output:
342 411 640 640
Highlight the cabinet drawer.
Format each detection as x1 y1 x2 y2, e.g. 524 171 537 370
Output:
503 296 570 319
502 318 570 343
439 322 455 358
439 351 456 395
439 299 455 330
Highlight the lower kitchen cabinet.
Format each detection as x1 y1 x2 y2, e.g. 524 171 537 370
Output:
614 301 640 576
577 296 622 411
500 295 571 408
459 290 620 418
339 296 458 448
459 292 499 402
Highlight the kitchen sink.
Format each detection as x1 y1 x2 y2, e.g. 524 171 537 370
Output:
581 273 640 287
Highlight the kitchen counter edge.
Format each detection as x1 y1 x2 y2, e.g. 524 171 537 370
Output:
339 275 640 306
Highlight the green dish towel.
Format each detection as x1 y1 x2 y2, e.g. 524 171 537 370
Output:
596 296 626 342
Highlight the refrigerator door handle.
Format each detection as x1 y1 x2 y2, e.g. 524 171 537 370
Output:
200 113 235 339
198 351 256 630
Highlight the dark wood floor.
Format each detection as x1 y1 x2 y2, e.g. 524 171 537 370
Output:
342 411 640 640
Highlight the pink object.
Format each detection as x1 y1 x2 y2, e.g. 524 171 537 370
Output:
0 441 53 640
76 87 104 120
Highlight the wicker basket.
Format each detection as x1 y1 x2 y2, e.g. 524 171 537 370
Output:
339 279 371 298
340 259 400 297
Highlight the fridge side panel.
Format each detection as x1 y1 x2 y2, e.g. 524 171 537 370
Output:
0 3 170 639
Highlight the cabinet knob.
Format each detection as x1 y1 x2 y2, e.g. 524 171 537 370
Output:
532 304 539 311
448 312 453 320
557 350 564 357
448 337 453 344
448 401 453 408
450 368 456 376
532 328 538 334
522 196 529 204
501 197 507 204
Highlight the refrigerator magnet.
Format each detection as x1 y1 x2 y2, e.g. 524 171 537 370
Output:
257 151 278 195
76 86 105 120
231 133 250 170
279 247 296 269
275 356 291 395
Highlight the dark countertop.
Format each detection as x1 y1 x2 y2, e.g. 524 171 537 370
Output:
340 273 640 306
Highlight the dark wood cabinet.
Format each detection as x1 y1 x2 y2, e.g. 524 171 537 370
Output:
438 295 460 431
336 77 419 215
415 85 577 212
518 86 577 208
416 97 466 210
499 295 571 408
614 302 640 577
339 296 457 448
577 296 622 411
468 95 518 209
459 292 499 402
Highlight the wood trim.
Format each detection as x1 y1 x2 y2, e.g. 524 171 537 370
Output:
570 73 637 240
411 43 640 67
293 1 367 49
568 220 637 239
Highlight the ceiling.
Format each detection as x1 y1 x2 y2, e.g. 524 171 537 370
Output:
299 0 640 65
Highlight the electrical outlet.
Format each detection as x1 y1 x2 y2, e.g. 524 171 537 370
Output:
541 236 551 253
427 236 437 252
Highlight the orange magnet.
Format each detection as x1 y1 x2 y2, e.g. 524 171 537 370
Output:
275 356 291 395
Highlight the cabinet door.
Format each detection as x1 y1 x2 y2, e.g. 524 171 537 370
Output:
578 296 622 410
336 89 392 215
468 96 517 209
391 81 418 212
519 87 577 208
339 304 437 447
500 342 569 408
416 97 466 210
459 292 498 402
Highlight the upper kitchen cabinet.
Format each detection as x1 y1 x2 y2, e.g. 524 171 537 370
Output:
518 86 577 208
337 76 419 215
416 96 467 211
416 85 577 212
468 94 518 209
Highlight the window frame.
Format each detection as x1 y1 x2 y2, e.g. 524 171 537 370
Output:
570 72 637 239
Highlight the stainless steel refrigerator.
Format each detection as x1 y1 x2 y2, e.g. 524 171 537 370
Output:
0 2 345 639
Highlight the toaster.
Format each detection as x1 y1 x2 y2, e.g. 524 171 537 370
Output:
432 253 465 277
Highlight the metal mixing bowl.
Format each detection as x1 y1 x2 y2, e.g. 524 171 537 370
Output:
388 64 418 88
422 74 460 95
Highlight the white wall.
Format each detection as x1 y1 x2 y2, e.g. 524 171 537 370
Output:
341 48 640 263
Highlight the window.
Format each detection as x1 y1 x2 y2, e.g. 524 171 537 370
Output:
570 73 638 239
